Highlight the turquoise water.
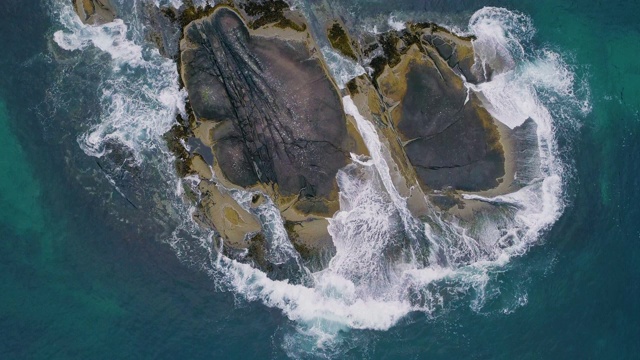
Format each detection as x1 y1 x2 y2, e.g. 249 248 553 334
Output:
1 0 639 358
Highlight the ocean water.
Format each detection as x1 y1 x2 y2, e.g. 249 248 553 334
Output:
1 0 639 359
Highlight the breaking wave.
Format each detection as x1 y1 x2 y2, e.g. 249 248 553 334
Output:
52 1 186 162
49 1 589 354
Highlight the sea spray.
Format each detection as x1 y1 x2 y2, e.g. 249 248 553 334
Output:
153 0 216 9
326 97 430 293
462 7 588 255
52 1 186 163
49 0 210 269
320 47 366 89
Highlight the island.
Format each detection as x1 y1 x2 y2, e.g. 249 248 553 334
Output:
73 0 538 276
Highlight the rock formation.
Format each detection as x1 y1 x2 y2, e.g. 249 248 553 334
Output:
356 24 505 194
72 0 116 25
172 3 368 272
148 0 532 272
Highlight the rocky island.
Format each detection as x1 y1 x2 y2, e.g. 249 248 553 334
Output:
72 0 537 275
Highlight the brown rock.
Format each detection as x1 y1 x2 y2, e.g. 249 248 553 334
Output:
72 0 116 25
370 26 506 192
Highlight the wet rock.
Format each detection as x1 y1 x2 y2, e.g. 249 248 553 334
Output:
178 5 366 259
197 181 262 248
370 25 506 192
398 59 504 191
182 7 357 198
238 0 307 31
72 0 116 25
421 25 486 84
140 3 182 59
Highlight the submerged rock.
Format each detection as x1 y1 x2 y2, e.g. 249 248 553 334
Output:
72 0 116 25
140 3 182 59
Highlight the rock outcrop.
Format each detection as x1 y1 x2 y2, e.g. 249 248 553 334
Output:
174 4 367 271
357 24 505 194
156 0 532 271
72 0 116 25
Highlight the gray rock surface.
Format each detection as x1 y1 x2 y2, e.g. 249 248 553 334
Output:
370 25 506 192
399 57 505 191
181 8 358 202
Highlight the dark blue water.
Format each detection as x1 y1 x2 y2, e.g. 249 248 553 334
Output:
0 0 638 358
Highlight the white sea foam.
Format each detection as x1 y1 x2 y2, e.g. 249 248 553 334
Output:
153 0 216 9
53 1 185 162
460 7 588 257
219 257 411 330
320 47 365 89
194 0 216 8
387 15 406 31
153 0 184 9
53 16 144 68
51 0 588 351
341 97 424 240
323 97 428 295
